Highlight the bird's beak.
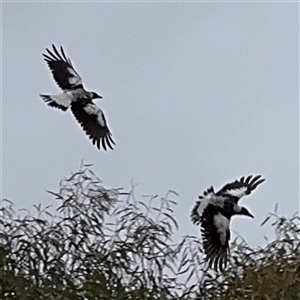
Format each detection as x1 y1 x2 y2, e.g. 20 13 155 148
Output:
246 211 254 218
92 92 103 99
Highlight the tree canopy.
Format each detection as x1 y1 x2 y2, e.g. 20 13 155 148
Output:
1 164 300 300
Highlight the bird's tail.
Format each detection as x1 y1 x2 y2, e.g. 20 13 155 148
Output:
40 94 69 111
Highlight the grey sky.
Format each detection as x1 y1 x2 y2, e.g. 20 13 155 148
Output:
2 2 299 248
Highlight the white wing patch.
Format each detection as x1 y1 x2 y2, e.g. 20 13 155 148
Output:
83 103 106 127
213 213 230 245
194 188 226 220
224 186 248 198
195 198 209 218
195 189 216 217
84 103 99 115
50 93 73 108
67 67 82 86
96 111 106 127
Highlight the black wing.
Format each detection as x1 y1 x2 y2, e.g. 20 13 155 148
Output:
216 175 265 202
201 204 230 272
43 44 83 91
71 102 115 151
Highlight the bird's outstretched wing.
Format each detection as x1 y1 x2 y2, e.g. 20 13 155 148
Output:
216 175 265 201
43 44 83 91
201 204 230 272
71 102 115 151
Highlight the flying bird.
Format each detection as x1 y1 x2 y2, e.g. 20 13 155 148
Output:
191 175 265 271
40 44 115 150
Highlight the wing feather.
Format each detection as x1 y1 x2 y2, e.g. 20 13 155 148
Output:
43 44 83 91
190 186 218 226
71 102 115 151
201 204 230 272
216 175 265 201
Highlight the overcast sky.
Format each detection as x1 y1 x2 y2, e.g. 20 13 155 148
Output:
2 2 299 248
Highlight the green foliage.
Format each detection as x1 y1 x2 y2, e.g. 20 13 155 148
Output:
1 164 300 300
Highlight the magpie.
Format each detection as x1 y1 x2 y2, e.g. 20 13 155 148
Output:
40 44 115 151
191 175 265 271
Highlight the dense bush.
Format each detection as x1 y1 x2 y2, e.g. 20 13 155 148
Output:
1 164 299 299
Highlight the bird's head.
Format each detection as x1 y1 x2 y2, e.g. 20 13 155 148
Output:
239 207 254 218
91 92 103 99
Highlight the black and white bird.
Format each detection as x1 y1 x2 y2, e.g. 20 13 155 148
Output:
191 175 265 271
40 44 115 150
